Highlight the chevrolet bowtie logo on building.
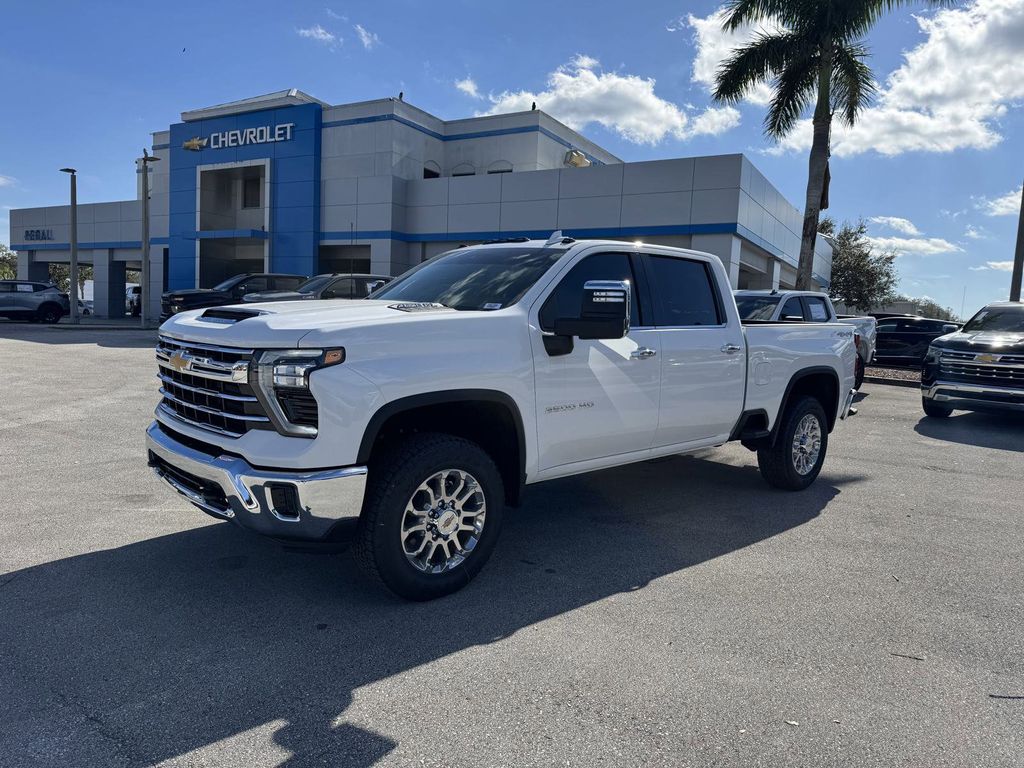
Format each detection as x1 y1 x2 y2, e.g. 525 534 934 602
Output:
182 137 208 151
167 351 193 372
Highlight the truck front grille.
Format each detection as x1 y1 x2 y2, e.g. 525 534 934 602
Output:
940 350 1024 389
156 336 272 438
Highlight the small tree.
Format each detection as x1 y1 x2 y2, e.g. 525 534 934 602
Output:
47 263 94 298
820 217 898 312
0 243 16 280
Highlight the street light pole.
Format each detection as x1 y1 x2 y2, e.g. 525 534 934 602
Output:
60 168 79 323
137 149 160 326
1011 179 1023 303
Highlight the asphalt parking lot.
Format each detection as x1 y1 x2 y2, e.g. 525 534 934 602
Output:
1 325 1022 768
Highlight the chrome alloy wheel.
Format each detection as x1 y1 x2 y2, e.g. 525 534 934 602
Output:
400 469 486 574
791 413 822 475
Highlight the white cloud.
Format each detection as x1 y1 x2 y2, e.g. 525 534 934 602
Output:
325 8 346 21
455 77 482 99
977 185 1023 216
867 235 962 256
483 55 740 145
297 24 336 45
688 8 780 107
963 224 988 239
869 216 921 236
0 174 16 187
985 260 1016 271
354 24 380 50
969 264 990 270
690 0 1024 157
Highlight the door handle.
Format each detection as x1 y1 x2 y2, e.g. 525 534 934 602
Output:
720 343 743 354
630 347 657 359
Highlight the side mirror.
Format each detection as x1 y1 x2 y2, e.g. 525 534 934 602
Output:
553 280 630 340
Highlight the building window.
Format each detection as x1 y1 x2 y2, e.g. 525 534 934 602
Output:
242 177 261 208
487 161 513 174
451 163 475 177
423 162 441 179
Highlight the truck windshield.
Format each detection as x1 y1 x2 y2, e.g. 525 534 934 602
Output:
295 275 336 294
735 295 781 320
212 275 245 291
370 246 565 310
961 306 1024 333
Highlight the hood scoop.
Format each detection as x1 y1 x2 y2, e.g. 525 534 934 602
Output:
199 307 267 324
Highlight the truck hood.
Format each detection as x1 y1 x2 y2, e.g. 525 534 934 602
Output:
158 299 457 348
934 330 1024 352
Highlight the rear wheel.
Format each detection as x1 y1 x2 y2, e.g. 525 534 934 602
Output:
355 433 504 601
757 396 829 491
37 304 63 324
854 356 865 389
922 397 952 418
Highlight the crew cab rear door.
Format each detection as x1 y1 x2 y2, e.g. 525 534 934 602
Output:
643 252 745 447
531 250 661 470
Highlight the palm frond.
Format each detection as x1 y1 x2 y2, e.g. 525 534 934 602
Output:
834 0 958 41
765 50 820 138
720 0 817 32
831 43 877 126
713 31 809 104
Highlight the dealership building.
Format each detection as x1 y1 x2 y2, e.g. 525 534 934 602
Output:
8 89 832 319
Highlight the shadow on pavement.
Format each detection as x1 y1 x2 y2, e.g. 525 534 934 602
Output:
0 324 156 349
1 454 856 766
914 411 1024 452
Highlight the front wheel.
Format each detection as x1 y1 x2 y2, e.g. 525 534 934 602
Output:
757 396 829 491
922 397 952 418
355 433 504 600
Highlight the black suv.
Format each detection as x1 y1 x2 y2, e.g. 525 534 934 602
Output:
921 302 1024 417
242 273 392 303
0 280 70 323
160 273 306 321
874 315 961 365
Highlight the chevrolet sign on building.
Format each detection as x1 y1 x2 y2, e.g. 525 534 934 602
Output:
7 88 833 320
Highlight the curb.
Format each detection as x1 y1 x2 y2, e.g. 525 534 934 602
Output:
46 324 157 332
863 375 920 389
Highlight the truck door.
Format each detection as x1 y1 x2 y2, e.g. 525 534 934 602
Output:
644 253 745 447
531 251 661 470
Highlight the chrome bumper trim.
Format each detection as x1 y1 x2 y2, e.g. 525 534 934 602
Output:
146 421 367 540
922 381 1024 411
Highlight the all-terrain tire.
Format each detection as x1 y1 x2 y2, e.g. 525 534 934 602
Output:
355 433 504 601
757 396 829 491
921 397 952 418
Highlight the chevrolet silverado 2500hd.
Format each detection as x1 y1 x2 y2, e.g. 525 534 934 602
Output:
146 235 857 600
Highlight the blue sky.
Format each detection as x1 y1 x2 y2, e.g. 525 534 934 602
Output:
2 0 1021 317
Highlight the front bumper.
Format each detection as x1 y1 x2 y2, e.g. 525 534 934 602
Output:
922 381 1024 413
146 421 367 541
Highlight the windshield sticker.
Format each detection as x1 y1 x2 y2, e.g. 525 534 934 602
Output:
483 303 502 310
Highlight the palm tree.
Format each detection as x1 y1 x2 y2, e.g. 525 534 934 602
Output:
712 0 952 290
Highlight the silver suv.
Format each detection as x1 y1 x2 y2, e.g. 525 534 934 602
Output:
0 280 70 323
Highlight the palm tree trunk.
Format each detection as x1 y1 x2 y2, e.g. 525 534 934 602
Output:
796 44 834 291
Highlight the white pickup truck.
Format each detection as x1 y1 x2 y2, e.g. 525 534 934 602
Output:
146 235 856 600
734 289 876 388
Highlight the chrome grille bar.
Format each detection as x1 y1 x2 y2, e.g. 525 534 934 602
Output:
158 389 270 422
157 373 259 402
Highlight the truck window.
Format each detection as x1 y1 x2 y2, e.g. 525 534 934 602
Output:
646 255 721 326
780 297 805 321
735 295 780 320
539 252 641 331
803 296 830 321
323 279 355 299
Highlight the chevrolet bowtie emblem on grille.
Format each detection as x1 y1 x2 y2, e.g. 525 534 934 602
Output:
974 353 1001 363
167 351 192 372
182 136 208 151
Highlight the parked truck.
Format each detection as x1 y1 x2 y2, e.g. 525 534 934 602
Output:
734 289 875 388
146 235 857 600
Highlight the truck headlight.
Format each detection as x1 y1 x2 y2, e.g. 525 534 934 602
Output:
252 349 345 436
924 345 942 364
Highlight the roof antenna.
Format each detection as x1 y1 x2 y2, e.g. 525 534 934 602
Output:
544 230 564 246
